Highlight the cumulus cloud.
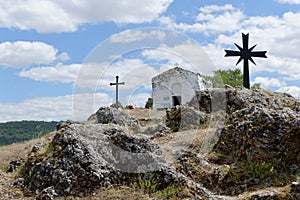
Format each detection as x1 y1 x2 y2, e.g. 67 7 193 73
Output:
0 41 67 68
19 60 161 91
141 41 216 75
180 5 300 83
277 0 300 4
156 4 300 82
0 93 112 122
110 29 166 43
0 0 173 33
253 77 286 89
126 93 151 108
277 86 300 99
159 4 244 34
19 64 81 83
77 59 161 90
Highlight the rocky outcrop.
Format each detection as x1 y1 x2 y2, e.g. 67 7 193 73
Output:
166 105 208 132
22 121 183 197
95 107 140 131
214 105 300 164
18 87 300 199
209 87 300 166
189 85 300 114
188 86 300 164
140 122 172 138
291 182 300 199
186 86 300 195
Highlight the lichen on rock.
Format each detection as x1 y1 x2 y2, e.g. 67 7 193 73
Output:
21 121 182 197
15 87 300 199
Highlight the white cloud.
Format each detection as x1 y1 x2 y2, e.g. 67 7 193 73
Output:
19 63 81 83
75 60 154 90
0 93 112 122
19 60 161 91
0 41 66 68
198 4 235 13
200 9 300 82
159 4 244 34
91 59 162 91
156 4 300 84
277 0 300 4
0 0 173 33
126 93 151 108
253 77 286 89
243 16 283 29
142 41 216 75
57 52 70 62
110 29 166 43
277 86 300 99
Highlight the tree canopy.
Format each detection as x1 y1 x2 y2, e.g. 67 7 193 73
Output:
0 121 58 146
206 69 261 89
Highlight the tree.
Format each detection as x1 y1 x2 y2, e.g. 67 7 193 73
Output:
206 69 261 89
251 83 261 90
206 69 243 88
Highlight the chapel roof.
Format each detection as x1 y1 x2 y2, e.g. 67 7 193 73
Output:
152 67 199 81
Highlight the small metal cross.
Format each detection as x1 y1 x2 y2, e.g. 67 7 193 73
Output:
225 33 267 89
110 76 125 108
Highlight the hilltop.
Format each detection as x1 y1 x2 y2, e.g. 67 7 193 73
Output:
0 121 57 146
0 86 299 199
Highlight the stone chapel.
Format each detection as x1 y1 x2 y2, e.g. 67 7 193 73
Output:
151 67 211 110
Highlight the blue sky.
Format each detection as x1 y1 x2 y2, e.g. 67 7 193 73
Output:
0 0 300 122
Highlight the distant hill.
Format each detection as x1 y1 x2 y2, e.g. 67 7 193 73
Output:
0 121 58 146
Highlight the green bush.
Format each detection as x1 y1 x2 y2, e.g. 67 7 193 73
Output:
145 98 153 109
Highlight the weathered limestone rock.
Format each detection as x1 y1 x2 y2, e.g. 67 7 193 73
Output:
214 105 300 164
16 88 300 199
291 182 300 199
7 159 25 173
183 87 300 195
250 190 279 200
22 121 181 197
188 87 300 165
189 86 300 114
166 105 207 132
140 122 172 138
35 186 57 200
95 107 140 131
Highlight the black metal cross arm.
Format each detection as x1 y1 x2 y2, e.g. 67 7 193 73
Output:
224 50 241 57
251 51 267 58
225 49 243 65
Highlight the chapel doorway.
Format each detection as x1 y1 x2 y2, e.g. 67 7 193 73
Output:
172 96 182 106
172 83 182 107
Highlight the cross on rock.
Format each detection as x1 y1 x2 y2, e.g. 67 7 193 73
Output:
110 76 125 108
225 33 267 89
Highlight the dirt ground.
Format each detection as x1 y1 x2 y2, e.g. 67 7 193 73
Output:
125 108 166 120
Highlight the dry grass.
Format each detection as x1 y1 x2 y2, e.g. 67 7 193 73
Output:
66 186 151 200
238 185 293 200
125 108 165 120
0 133 56 200
0 132 54 170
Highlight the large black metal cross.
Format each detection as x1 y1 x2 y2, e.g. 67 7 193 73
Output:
225 33 267 89
110 76 125 107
